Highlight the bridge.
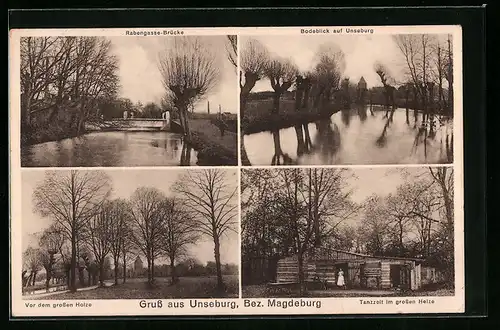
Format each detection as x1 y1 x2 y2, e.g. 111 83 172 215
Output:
89 118 183 132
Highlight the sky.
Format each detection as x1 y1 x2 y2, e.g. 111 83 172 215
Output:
241 167 426 227
109 36 238 113
21 169 239 266
241 34 405 93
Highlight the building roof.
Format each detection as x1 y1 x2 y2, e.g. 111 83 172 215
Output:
310 247 424 262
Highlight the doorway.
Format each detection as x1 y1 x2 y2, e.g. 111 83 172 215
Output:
390 264 410 289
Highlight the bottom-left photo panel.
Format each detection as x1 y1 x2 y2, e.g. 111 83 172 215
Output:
18 168 240 301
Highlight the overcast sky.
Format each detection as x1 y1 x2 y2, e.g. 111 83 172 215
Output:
241 34 405 93
21 169 239 266
109 36 238 113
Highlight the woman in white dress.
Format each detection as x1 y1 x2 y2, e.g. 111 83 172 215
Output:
337 269 346 289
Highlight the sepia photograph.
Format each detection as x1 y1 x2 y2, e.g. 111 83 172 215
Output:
20 168 239 299
20 35 238 167
241 167 455 298
10 24 465 317
239 34 454 166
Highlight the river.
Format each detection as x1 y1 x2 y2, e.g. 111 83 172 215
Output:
21 131 198 167
243 107 453 166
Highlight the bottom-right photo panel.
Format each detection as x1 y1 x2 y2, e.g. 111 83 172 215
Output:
241 167 454 298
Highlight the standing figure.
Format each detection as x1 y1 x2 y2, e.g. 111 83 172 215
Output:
337 269 346 289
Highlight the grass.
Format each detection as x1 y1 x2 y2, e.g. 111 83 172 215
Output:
188 119 238 166
242 98 340 135
34 276 239 300
242 284 454 298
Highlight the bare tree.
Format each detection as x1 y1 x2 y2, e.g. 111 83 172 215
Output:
128 187 165 286
108 199 132 285
393 34 439 122
240 38 270 117
310 42 346 109
159 198 199 284
374 62 397 118
225 35 237 70
158 36 221 141
23 247 42 287
87 202 114 286
279 168 356 294
264 57 298 114
173 169 238 291
32 170 112 292
20 37 119 139
38 225 65 291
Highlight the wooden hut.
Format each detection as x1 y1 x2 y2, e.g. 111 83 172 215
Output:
276 248 428 291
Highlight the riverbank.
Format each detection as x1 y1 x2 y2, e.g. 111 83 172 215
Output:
242 99 342 135
188 119 238 166
21 122 81 147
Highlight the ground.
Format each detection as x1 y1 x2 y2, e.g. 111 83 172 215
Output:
242 284 454 298
32 276 239 300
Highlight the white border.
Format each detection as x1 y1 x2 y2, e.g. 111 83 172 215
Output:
10 25 464 317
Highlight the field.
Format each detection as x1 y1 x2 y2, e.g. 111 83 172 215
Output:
34 275 239 300
242 284 454 298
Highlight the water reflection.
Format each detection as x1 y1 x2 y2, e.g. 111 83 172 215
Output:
21 131 198 167
244 107 453 165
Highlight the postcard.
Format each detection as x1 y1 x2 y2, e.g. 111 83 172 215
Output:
9 25 464 317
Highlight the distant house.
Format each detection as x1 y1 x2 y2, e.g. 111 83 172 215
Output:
358 76 367 90
127 256 146 278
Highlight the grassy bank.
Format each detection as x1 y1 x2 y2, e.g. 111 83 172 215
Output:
188 119 238 166
34 276 239 299
242 99 341 135
21 122 82 146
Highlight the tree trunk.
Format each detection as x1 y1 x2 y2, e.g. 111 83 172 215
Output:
240 93 247 119
170 256 176 285
66 268 71 288
114 258 119 285
272 92 281 114
151 256 155 284
22 93 32 126
32 271 37 286
70 231 77 292
122 251 127 283
78 267 85 287
294 125 305 157
147 257 152 285
405 89 410 124
99 261 105 286
213 235 224 291
297 252 305 295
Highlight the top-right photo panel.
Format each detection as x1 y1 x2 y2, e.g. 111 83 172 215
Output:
239 33 455 166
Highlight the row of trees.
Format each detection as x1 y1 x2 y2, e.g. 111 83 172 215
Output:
374 34 454 123
25 169 237 293
98 98 167 119
20 37 119 143
241 168 455 291
239 38 347 117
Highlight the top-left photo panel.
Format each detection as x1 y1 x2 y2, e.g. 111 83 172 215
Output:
18 35 239 167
